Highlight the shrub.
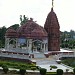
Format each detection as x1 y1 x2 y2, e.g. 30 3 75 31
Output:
50 65 57 69
40 68 47 75
3 66 9 74
73 68 75 74
56 69 63 75
19 68 26 75
2 64 7 68
31 67 36 70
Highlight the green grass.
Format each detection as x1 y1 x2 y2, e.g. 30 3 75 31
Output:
61 58 75 68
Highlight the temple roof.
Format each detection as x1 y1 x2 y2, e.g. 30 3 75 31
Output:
5 19 48 39
17 19 48 39
5 27 17 38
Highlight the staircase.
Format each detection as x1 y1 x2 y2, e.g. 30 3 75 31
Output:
34 53 45 58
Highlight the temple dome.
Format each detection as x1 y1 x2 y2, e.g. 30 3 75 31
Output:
18 19 48 39
5 27 17 38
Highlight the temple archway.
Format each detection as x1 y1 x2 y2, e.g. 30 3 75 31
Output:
32 40 42 52
9 39 16 49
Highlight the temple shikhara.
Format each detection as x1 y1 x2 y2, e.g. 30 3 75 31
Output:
44 8 60 51
0 0 63 61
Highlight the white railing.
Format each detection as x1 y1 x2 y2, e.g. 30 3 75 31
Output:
57 53 75 58
0 52 29 59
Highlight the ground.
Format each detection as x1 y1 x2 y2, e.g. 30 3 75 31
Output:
0 54 74 75
33 55 73 72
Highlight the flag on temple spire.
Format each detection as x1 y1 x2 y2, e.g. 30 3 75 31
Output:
52 0 54 8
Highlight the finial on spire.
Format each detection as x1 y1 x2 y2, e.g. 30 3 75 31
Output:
52 0 54 8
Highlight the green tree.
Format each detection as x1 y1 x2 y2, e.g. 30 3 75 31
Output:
10 24 19 30
20 15 29 25
0 26 7 48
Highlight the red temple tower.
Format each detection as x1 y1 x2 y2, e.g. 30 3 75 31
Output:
44 0 60 51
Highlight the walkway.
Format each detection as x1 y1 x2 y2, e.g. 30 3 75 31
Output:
32 55 73 72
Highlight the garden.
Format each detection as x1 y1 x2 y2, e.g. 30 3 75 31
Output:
0 59 75 75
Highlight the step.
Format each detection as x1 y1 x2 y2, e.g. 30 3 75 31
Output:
34 53 45 58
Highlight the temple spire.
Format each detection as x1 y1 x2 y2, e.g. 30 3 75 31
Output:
52 0 54 8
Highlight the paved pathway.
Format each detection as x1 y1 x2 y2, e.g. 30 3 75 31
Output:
36 57 57 65
32 55 73 72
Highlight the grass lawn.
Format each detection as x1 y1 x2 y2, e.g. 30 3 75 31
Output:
61 58 75 68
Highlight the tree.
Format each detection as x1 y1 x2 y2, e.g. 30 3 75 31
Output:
10 24 19 30
20 15 29 25
70 30 75 39
0 26 7 48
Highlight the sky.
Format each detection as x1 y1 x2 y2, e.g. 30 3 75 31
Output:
0 0 75 32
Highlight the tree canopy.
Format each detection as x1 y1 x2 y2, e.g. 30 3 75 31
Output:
20 15 29 25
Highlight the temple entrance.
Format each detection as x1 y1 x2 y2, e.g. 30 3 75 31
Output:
32 40 42 52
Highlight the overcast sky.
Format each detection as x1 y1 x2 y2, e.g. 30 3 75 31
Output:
0 0 75 31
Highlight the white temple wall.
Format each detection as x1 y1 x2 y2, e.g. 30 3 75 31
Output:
28 39 32 53
5 37 10 50
42 38 48 52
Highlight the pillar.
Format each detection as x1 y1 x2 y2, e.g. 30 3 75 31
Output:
43 43 45 52
43 39 48 52
45 43 48 51
28 39 32 53
16 38 18 48
5 38 10 50
27 39 29 53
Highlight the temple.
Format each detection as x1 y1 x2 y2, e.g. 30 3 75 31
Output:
5 18 48 53
0 0 61 60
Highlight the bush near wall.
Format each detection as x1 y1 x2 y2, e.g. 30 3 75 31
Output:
40 68 47 75
19 68 26 75
2 65 9 74
31 67 36 70
73 68 75 74
50 65 57 69
56 69 63 75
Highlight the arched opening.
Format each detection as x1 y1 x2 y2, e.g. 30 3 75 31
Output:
9 39 16 48
32 40 42 52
